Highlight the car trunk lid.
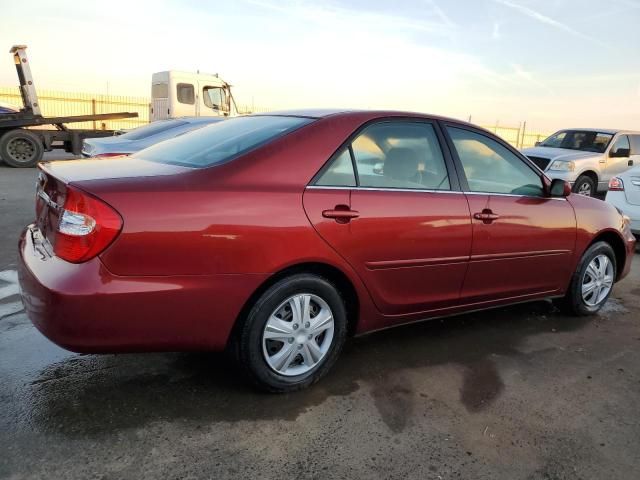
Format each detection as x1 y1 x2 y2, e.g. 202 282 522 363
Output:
35 158 191 245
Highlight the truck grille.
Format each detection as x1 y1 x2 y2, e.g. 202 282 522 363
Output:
526 156 551 171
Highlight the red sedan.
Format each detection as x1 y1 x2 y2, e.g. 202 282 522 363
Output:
18 110 636 391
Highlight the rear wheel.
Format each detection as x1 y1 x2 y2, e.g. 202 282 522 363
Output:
572 175 596 197
0 129 44 167
555 241 616 316
235 273 348 392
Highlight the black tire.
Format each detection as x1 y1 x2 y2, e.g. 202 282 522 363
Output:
235 273 348 392
572 174 596 197
0 129 44 167
554 241 617 316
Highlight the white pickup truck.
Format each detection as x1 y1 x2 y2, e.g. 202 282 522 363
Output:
522 129 640 196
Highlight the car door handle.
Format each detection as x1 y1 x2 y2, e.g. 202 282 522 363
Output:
473 211 499 222
629 160 634 166
322 207 359 221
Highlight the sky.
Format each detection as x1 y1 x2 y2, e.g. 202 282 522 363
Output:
1 0 639 131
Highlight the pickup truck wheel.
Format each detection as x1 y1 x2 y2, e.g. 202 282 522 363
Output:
0 129 44 167
572 175 596 197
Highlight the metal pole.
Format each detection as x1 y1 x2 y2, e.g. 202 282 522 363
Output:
92 98 97 130
521 121 527 148
516 122 522 149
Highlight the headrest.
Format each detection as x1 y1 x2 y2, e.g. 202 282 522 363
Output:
384 147 420 181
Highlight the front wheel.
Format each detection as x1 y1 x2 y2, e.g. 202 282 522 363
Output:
235 273 348 392
572 175 596 197
554 241 616 316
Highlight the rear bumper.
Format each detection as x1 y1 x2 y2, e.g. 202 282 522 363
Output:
18 225 268 353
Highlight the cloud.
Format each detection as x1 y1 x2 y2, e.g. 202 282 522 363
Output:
491 0 605 46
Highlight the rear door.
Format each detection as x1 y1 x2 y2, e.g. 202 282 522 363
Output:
443 124 576 302
304 119 472 316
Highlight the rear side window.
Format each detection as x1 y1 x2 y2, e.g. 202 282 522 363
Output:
448 127 543 197
120 119 187 141
315 149 356 187
352 122 450 190
136 115 314 167
313 121 450 190
177 83 195 104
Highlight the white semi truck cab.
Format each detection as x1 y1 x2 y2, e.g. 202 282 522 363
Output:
150 71 235 121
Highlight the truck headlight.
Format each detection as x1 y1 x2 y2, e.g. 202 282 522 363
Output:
548 160 576 172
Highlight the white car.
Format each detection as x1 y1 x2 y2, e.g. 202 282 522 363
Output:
606 167 640 240
522 129 640 197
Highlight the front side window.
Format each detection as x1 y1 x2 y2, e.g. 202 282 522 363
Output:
203 86 226 110
136 115 313 168
610 135 630 156
448 127 544 197
349 122 450 190
176 83 195 104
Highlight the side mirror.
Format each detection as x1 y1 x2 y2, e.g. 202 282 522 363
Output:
535 141 542 147
610 148 630 158
549 178 571 197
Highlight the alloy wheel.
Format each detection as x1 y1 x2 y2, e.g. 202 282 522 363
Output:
262 293 335 376
577 181 592 196
581 254 614 307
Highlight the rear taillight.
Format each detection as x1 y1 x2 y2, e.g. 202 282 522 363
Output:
609 177 624 191
53 186 122 263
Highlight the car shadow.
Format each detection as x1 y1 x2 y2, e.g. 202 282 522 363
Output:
27 300 592 437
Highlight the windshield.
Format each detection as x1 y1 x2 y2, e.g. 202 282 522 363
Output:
135 115 314 167
120 119 188 141
540 130 613 153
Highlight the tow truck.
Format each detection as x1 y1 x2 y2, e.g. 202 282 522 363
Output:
0 45 138 167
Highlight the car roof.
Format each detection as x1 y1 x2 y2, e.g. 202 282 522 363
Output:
254 108 474 125
553 128 640 135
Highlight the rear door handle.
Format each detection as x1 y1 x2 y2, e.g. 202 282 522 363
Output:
322 207 359 222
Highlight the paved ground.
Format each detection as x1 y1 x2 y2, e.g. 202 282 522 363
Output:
1 161 639 479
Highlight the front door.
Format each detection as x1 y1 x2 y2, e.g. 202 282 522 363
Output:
444 125 576 303
303 120 472 316
604 134 633 184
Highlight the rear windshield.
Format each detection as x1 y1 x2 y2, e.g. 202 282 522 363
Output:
121 119 188 140
135 115 314 167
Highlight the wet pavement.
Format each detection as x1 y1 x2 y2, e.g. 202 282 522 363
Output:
1 164 639 479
